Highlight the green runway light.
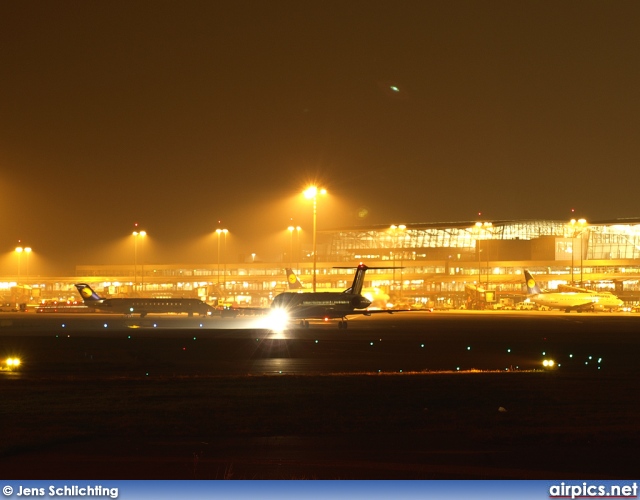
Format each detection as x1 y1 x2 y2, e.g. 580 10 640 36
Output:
507 349 511 353
315 340 319 343
193 337 197 340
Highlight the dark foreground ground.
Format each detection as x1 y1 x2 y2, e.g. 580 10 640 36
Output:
2 313 640 479
3 371 640 479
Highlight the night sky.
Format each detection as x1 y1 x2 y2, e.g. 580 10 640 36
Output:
2 1 639 275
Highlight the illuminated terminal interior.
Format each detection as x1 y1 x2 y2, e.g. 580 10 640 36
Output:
4 218 640 309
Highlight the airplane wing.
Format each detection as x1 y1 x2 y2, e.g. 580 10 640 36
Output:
359 308 424 316
566 300 598 311
217 305 270 317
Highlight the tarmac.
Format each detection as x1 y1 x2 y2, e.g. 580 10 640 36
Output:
1 310 639 479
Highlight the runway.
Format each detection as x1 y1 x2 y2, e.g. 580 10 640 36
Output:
2 310 640 479
2 310 639 376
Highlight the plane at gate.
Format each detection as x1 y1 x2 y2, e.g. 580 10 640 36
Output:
270 264 408 329
285 268 305 289
74 283 215 318
523 270 623 313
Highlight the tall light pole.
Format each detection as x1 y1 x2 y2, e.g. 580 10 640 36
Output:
223 229 228 292
474 222 492 287
297 226 302 270
132 228 146 293
473 221 492 308
216 228 228 293
287 226 295 268
286 225 302 269
569 218 587 286
24 247 32 280
304 186 326 292
15 246 23 281
389 224 406 297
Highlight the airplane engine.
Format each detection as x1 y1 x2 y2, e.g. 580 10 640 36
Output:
352 296 371 309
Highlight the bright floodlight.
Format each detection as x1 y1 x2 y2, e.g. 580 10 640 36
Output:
6 357 21 368
304 186 326 199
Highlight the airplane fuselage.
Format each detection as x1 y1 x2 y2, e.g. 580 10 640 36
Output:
271 291 372 319
529 292 623 312
90 298 214 317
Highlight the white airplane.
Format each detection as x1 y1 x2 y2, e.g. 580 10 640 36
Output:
523 270 623 313
270 264 409 329
75 283 215 318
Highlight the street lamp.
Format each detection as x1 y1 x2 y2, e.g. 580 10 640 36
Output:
132 229 146 293
216 228 228 293
569 218 587 286
304 186 326 292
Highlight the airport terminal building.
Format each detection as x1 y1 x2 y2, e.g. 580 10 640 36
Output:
59 218 640 309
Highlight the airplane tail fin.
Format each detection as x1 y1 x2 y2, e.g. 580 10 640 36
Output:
75 283 102 302
285 268 304 289
344 264 368 295
336 264 403 295
524 270 541 295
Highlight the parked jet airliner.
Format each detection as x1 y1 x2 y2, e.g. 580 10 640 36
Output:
523 270 623 312
74 284 215 318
